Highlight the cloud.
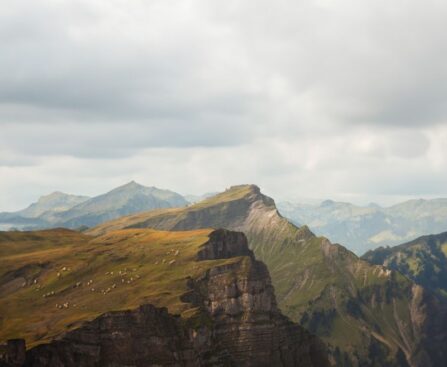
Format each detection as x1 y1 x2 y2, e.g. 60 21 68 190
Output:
1 0 447 209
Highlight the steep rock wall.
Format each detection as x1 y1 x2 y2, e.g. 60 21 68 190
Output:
3 229 328 367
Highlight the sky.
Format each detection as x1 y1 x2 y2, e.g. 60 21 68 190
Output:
1 0 447 211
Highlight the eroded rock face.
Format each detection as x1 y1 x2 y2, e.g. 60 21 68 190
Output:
8 229 328 367
192 257 328 367
0 339 25 367
83 185 447 366
197 229 253 261
192 229 329 367
24 305 203 367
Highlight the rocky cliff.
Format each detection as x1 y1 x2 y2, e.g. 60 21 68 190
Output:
1 229 328 367
86 185 447 367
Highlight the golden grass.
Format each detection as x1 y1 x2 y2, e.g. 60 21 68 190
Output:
0 228 240 347
86 184 257 236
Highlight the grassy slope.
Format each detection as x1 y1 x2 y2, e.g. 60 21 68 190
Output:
245 219 415 364
0 228 240 347
87 185 255 236
362 231 447 297
87 185 426 365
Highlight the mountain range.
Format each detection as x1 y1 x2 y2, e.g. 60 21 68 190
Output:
87 185 447 367
278 199 447 255
4 184 447 259
0 192 89 230
0 181 188 230
2 184 447 366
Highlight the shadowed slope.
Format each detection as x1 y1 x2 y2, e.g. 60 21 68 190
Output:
0 227 329 367
88 185 447 367
363 231 447 297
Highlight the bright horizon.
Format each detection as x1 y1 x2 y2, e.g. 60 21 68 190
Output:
1 0 447 211
2 180 447 213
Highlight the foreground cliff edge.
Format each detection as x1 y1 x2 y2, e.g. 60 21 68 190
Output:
0 228 328 367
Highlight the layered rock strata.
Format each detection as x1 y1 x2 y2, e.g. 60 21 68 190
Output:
2 229 328 367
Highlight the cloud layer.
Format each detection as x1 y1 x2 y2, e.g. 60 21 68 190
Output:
1 0 447 210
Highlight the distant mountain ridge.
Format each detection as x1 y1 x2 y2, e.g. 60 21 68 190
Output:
0 182 188 230
55 181 188 228
0 192 89 220
278 198 447 254
0 192 89 230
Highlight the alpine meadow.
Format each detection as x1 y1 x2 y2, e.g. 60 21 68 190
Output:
1 1 447 366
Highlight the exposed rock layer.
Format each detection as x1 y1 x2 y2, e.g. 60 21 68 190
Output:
87 185 447 367
3 229 328 367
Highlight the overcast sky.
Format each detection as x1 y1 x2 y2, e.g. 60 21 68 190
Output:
1 0 447 211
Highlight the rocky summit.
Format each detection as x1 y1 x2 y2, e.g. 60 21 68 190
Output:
88 185 447 367
0 227 328 367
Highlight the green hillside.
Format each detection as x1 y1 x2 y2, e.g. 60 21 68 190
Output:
0 228 240 347
88 185 447 366
362 231 447 297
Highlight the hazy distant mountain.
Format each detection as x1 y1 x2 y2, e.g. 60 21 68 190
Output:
278 199 447 255
363 231 447 298
55 181 188 228
0 192 89 230
183 192 218 204
19 191 90 218
0 192 89 219
0 182 189 230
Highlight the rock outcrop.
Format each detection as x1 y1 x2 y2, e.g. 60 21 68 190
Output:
190 230 328 366
0 340 25 367
86 185 447 367
3 229 328 367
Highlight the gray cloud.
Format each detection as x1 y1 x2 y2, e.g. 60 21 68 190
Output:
1 0 447 209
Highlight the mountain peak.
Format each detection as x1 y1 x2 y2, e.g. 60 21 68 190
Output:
223 184 261 196
54 182 188 228
229 184 260 192
110 181 149 193
199 184 274 209
39 191 68 201
15 192 90 219
88 184 277 237
121 180 144 189
320 199 335 207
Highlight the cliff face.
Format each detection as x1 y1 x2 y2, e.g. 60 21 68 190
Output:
86 185 447 367
24 305 201 367
189 230 328 367
4 229 328 367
